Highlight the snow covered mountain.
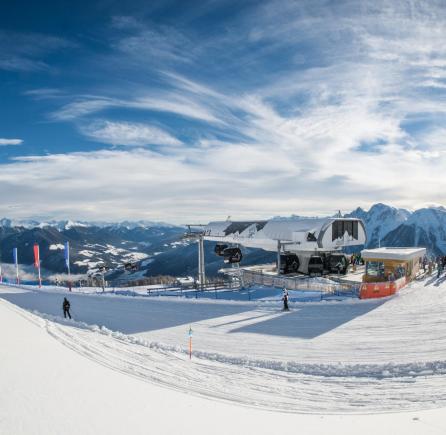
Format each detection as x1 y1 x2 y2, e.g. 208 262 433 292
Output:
0 222 185 276
382 207 446 255
346 203 411 247
346 203 446 255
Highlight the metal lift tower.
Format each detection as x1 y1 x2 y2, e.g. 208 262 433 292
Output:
184 225 206 289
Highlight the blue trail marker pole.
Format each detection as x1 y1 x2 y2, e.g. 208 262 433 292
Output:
188 325 193 360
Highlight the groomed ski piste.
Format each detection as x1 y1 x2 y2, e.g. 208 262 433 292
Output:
1 275 446 434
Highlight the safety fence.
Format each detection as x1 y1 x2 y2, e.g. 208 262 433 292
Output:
240 270 360 297
0 275 360 301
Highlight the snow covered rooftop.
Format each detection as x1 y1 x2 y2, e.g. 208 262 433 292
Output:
361 247 426 261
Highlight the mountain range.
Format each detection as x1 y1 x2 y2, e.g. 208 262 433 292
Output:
0 223 185 278
0 203 445 283
346 203 446 255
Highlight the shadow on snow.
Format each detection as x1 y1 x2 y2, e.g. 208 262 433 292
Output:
0 289 250 334
0 287 386 339
228 300 386 339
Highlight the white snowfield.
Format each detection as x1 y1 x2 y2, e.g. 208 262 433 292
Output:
1 276 446 434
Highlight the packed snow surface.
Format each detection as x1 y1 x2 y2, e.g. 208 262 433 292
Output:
1 276 446 434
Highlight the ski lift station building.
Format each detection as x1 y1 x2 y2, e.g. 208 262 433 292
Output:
204 217 366 252
204 217 367 275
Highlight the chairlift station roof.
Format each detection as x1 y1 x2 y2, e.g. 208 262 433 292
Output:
361 247 426 261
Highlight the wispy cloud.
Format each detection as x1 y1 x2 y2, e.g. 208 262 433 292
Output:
51 97 117 121
0 31 75 72
81 120 181 147
0 138 23 146
111 16 197 65
49 93 223 124
23 88 66 99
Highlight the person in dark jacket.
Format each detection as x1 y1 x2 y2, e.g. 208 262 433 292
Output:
282 289 289 311
437 257 443 279
63 297 71 319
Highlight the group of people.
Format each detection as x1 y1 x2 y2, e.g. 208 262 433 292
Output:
434 256 446 278
349 253 364 272
420 255 446 278
350 253 364 266
387 265 406 281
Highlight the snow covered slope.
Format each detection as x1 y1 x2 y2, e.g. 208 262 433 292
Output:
3 294 446 435
2 274 446 422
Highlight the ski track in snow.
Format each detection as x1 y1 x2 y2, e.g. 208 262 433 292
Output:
1 278 446 414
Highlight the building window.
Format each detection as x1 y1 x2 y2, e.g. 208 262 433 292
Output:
366 261 385 278
332 220 359 241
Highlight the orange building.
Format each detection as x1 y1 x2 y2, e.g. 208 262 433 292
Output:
359 247 426 299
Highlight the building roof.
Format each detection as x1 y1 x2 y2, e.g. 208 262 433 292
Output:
361 247 426 261
205 217 349 240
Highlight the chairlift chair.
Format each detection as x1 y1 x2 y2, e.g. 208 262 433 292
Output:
223 247 243 264
214 243 229 256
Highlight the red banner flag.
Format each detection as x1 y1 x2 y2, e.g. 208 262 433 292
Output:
33 244 40 268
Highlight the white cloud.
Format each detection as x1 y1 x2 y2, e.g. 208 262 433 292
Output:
0 132 443 223
81 120 181 147
0 138 23 146
51 94 221 124
52 98 117 121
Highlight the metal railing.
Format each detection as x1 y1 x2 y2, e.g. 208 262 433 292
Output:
240 270 359 296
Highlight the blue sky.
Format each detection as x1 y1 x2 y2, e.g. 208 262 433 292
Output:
1 0 446 223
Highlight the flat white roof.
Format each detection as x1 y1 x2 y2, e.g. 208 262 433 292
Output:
361 247 426 261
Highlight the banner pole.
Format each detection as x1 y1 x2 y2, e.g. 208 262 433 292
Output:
13 248 19 285
65 242 72 292
188 325 193 360
68 263 71 291
34 244 42 288
38 262 42 288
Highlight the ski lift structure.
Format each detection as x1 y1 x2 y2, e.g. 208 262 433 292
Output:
185 216 367 292
183 224 207 289
184 224 245 289
204 216 367 277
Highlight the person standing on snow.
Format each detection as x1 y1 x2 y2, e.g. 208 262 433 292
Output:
63 297 71 319
282 289 289 311
437 257 443 279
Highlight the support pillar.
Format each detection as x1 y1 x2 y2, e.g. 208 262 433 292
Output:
198 234 205 289
277 240 281 275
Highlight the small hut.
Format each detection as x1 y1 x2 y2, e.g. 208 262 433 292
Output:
359 247 426 299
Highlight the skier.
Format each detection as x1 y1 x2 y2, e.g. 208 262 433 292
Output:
62 297 71 319
282 289 289 311
436 257 442 279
